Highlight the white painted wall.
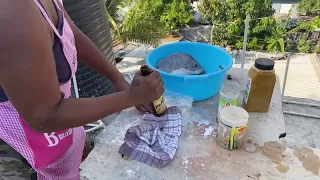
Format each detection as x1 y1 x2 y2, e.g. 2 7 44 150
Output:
273 3 298 16
280 4 293 14
273 3 282 14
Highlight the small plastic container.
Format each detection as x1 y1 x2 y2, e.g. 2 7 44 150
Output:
218 81 240 112
216 106 249 150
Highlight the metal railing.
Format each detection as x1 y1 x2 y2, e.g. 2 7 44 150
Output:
72 76 105 133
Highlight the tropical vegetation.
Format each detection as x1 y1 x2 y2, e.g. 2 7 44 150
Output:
105 0 193 46
105 0 319 53
298 0 320 16
198 0 319 53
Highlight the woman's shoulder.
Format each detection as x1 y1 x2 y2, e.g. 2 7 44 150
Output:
0 0 53 72
0 1 45 34
0 0 50 49
0 0 40 20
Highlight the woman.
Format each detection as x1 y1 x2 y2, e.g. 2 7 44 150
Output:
0 0 164 179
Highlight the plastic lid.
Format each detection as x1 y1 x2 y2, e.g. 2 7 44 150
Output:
219 106 249 127
254 58 275 70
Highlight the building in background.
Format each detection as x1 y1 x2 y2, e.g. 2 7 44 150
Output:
272 0 301 17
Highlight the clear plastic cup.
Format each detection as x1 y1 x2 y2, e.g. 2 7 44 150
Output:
218 81 240 112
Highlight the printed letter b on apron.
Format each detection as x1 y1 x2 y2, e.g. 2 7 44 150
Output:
20 117 73 168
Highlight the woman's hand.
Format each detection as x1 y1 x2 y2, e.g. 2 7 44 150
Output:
114 77 153 114
128 71 164 111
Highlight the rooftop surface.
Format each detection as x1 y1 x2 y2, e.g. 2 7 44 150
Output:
80 52 320 179
116 50 320 150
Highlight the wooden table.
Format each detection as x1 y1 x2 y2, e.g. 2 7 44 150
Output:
80 68 320 180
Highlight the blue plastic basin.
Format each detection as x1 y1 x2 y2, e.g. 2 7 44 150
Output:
146 42 233 101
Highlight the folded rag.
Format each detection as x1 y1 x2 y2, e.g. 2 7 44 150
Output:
119 106 182 168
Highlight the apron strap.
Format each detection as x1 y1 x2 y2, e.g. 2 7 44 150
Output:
33 0 62 39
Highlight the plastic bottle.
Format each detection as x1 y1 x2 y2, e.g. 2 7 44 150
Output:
243 58 276 112
218 80 240 112
140 65 167 117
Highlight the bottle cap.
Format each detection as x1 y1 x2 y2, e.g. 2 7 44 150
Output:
254 58 275 70
140 65 153 76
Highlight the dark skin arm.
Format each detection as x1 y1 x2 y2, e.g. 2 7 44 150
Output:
57 2 126 90
0 0 164 133
57 2 150 112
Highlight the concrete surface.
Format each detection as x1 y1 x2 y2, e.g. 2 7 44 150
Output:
282 97 320 149
2 44 319 179
111 52 320 177
89 52 320 179
115 54 320 149
81 121 320 179
79 68 292 179
276 54 320 101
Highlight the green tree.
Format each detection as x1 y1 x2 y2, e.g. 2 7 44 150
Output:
106 0 193 45
197 0 229 23
119 0 166 46
286 39 298 53
105 0 125 37
313 41 320 54
252 6 319 53
198 0 274 49
297 36 314 53
291 16 320 33
253 17 286 52
298 0 320 16
247 38 264 51
160 0 194 33
252 12 293 52
286 16 319 53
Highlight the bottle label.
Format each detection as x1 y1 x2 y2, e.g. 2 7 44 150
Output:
153 95 167 114
216 120 247 150
218 98 238 113
244 78 252 104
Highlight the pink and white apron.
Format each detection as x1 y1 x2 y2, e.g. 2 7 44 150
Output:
0 0 86 179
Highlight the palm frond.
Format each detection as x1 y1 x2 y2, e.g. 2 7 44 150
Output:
106 10 120 37
283 6 292 31
105 0 122 23
120 18 166 47
267 39 278 52
279 38 285 52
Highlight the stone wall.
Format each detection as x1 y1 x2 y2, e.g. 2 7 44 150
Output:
175 25 213 43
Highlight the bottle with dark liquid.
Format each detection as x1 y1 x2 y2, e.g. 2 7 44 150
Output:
140 65 167 117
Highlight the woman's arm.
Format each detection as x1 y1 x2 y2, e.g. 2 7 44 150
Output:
57 2 152 112
0 1 163 133
57 2 128 91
